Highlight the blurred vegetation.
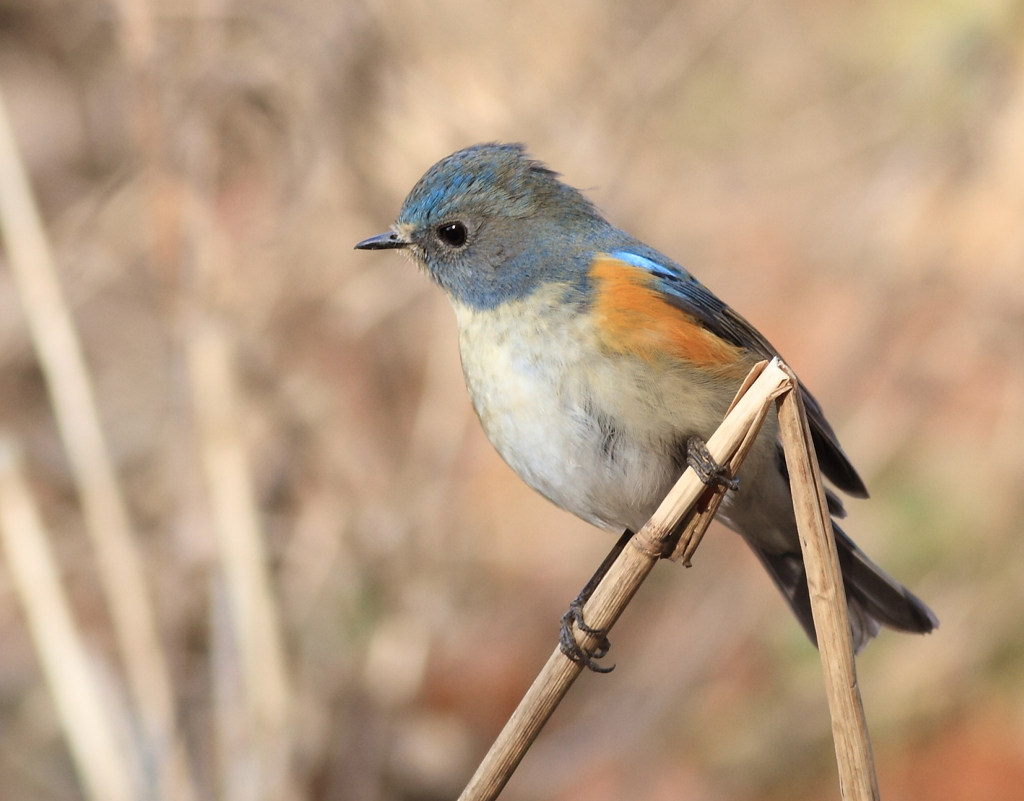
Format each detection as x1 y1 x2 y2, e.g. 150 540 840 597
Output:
0 0 1023 799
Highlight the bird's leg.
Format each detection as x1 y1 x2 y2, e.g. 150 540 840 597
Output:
559 528 632 673
560 439 735 672
686 436 740 491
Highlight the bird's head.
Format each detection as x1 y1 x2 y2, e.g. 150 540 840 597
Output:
356 143 606 309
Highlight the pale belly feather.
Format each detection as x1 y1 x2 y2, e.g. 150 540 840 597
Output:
452 288 790 539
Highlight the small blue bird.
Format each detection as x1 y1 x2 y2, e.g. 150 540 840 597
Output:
357 143 937 655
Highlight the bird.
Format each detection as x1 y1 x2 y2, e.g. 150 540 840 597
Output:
356 142 937 657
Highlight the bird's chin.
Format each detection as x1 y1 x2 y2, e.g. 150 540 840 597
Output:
401 249 443 287
403 247 429 271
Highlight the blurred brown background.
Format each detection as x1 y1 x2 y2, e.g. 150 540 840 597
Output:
0 0 1022 799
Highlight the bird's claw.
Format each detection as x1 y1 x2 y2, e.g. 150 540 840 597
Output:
559 599 614 673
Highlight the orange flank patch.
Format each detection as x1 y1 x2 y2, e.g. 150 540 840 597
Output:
589 254 747 371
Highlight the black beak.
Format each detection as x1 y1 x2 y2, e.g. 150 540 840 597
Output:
354 231 409 250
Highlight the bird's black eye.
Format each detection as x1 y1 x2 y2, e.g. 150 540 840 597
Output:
436 221 468 248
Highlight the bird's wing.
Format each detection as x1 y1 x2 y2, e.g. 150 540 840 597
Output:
600 251 868 498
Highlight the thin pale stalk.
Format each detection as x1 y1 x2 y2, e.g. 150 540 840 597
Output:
0 436 136 801
187 322 293 796
776 366 880 800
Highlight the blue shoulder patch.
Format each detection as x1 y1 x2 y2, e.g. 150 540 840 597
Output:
608 250 683 282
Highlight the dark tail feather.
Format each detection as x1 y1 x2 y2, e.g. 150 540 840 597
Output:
753 523 938 653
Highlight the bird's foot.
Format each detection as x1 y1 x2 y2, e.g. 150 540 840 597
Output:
559 597 614 673
686 436 740 491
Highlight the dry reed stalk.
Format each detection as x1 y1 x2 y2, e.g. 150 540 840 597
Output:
0 436 136 801
0 80 195 801
173 21 294 783
457 359 793 801
187 322 292 793
210 572 259 801
776 364 880 801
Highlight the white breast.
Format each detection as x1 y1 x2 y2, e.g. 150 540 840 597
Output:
452 287 744 533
